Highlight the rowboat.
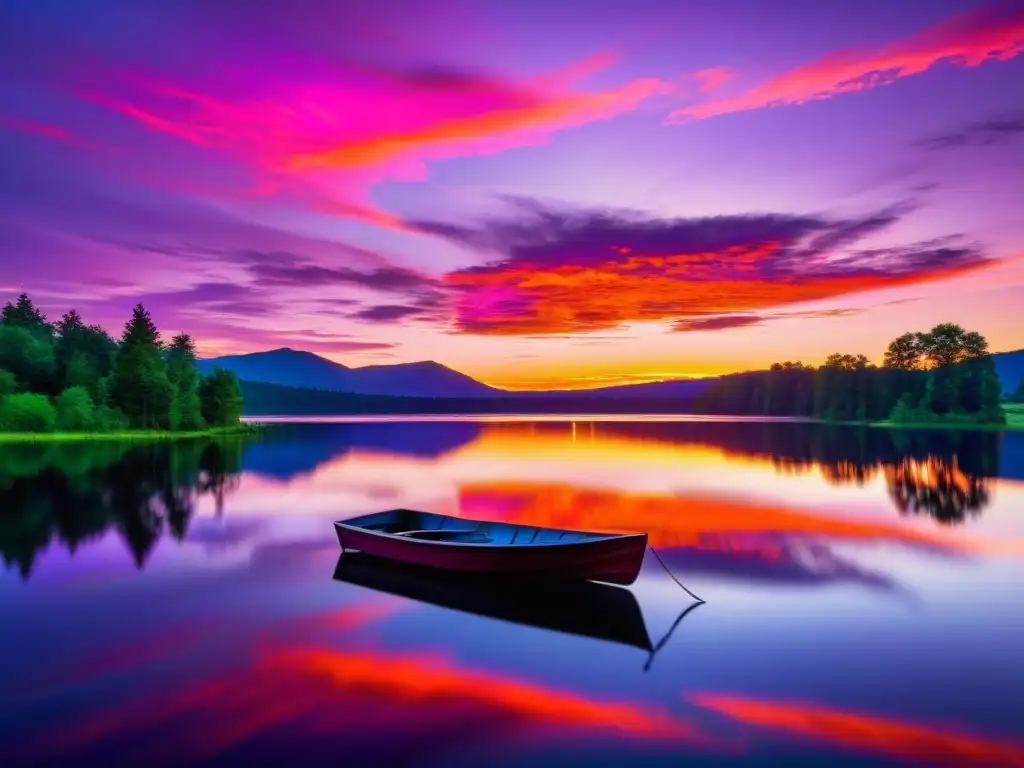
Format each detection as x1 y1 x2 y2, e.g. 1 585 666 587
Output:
334 509 648 585
333 553 653 651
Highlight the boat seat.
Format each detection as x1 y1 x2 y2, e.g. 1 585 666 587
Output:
396 529 492 543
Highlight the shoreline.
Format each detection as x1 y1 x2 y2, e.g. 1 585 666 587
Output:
243 412 1023 431
0 425 257 443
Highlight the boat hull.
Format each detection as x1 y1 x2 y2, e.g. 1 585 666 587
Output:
334 515 647 586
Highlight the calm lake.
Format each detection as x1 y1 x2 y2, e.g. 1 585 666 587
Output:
2 417 1023 767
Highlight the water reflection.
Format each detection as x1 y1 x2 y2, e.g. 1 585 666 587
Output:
0 440 243 579
2 419 1023 766
885 456 989 525
1 422 1019 582
333 552 704 668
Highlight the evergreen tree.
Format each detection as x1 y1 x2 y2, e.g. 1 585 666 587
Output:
1 293 52 337
199 368 244 427
166 333 205 430
0 326 56 393
926 365 959 415
108 304 173 429
53 310 116 397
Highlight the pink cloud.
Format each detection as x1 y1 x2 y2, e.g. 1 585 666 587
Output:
74 56 671 227
669 4 1024 122
693 67 735 93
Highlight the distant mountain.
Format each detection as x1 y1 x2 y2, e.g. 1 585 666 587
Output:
239 380 705 415
198 348 351 391
200 347 716 399
327 360 501 398
198 348 499 398
995 348 1024 394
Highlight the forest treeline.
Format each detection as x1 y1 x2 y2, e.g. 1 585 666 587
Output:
693 323 1005 425
0 293 243 433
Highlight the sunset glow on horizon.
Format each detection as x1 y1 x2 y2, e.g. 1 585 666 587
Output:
2 1 1022 388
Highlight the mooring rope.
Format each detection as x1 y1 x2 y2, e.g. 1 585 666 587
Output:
648 545 705 604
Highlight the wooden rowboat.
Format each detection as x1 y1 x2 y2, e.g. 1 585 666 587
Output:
334 509 648 586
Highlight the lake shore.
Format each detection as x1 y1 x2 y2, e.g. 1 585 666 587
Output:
0 425 257 443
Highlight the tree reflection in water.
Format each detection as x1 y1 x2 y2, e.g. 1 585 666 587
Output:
0 440 244 579
0 422 1008 581
885 456 989 525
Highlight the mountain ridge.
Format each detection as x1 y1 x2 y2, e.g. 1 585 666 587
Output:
200 346 1024 400
198 347 715 399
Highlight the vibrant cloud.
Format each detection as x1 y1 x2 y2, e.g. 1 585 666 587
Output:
1 0 1021 385
65 54 670 224
427 200 991 335
670 3 1024 122
692 67 735 92
688 693 1024 768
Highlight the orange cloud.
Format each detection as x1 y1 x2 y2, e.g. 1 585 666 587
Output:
688 692 1024 768
445 241 990 335
288 77 668 172
669 4 1024 122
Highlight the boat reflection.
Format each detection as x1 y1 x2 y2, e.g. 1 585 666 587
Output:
333 552 702 668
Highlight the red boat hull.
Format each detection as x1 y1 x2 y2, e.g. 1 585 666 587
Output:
335 522 647 586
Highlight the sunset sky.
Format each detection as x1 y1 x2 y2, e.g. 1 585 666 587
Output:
1 0 1022 389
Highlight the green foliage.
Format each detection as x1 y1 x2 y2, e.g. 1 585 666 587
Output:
917 323 988 369
55 387 96 431
55 310 118 397
0 393 56 432
95 405 130 432
1007 382 1024 404
696 324 1004 427
883 333 922 370
109 305 173 429
166 333 205 430
1 293 52 336
0 293 240 434
0 325 56 393
199 368 244 427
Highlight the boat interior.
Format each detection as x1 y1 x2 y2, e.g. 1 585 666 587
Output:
342 509 619 545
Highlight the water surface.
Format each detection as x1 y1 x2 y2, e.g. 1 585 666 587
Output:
2 419 1023 766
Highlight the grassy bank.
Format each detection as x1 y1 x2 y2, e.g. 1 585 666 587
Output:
0 424 258 443
869 404 1024 432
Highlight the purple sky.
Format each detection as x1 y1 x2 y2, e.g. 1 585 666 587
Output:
1 0 1022 388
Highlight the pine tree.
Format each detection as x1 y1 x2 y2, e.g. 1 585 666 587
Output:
199 368 243 427
109 304 173 429
1 293 51 335
166 333 205 430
